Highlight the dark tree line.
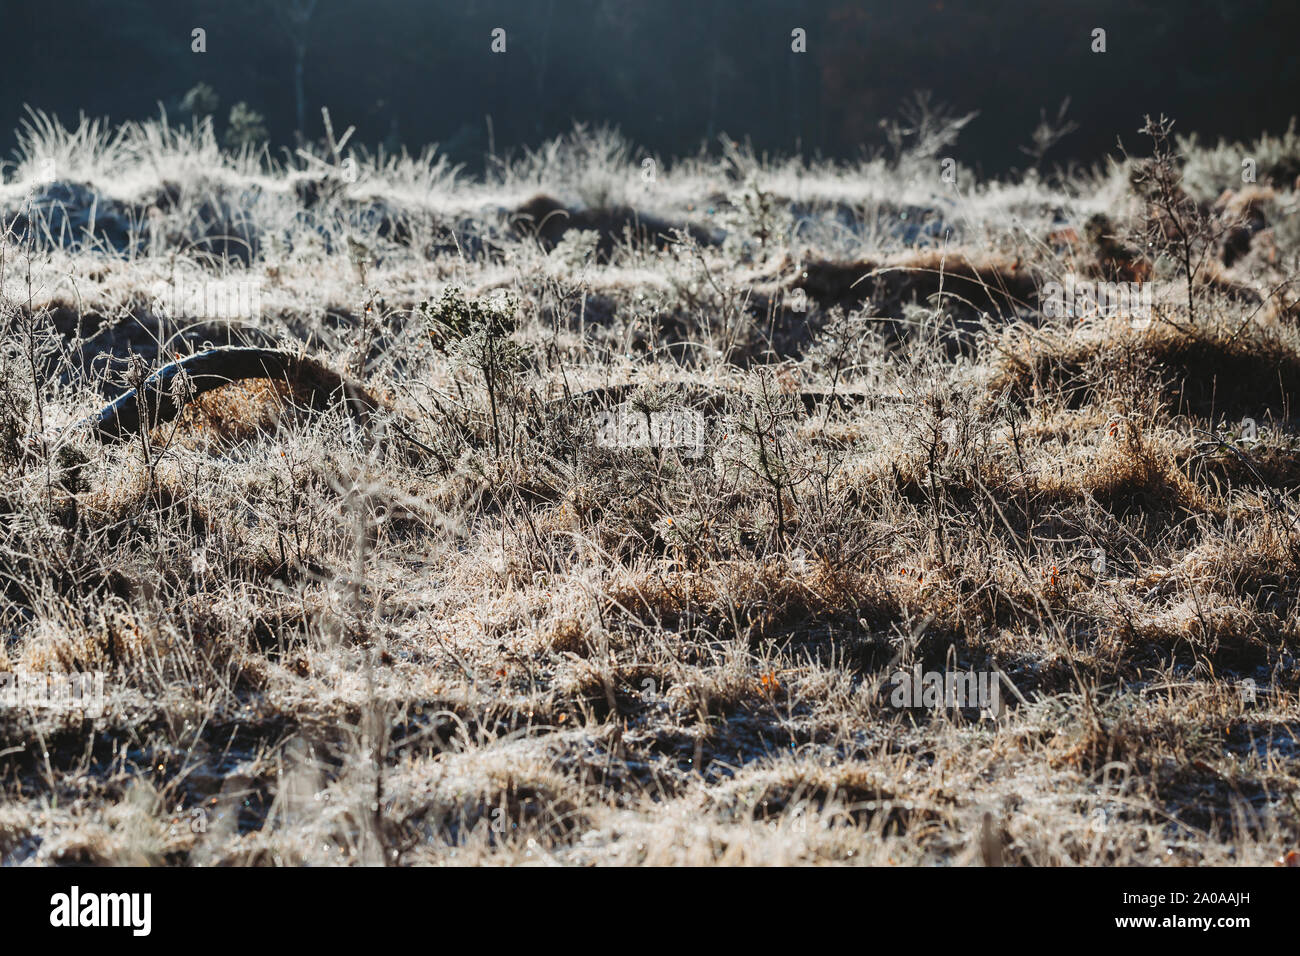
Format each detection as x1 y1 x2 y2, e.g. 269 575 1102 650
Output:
2 0 1297 173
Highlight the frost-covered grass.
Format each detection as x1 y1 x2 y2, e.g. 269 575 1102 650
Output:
0 109 1298 866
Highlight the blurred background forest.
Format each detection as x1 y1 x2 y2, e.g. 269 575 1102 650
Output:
2 0 1298 174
